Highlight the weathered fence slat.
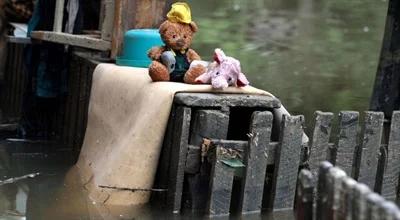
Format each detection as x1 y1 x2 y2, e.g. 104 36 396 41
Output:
240 111 273 214
379 201 400 220
207 146 235 216
381 111 400 200
296 169 314 220
326 167 346 220
358 112 384 189
340 177 357 220
352 183 371 220
316 161 333 220
270 115 304 211
366 193 385 220
167 107 191 213
186 110 229 211
335 111 359 177
309 111 334 175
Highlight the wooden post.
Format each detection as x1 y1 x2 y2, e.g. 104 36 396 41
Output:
325 167 346 220
270 115 304 211
166 106 191 213
316 161 333 220
207 146 235 216
186 110 229 212
296 169 314 220
370 0 400 117
381 111 400 201
340 177 357 220
335 111 359 177
352 183 372 220
357 112 384 189
366 193 385 220
308 111 334 176
53 0 65 32
240 111 273 214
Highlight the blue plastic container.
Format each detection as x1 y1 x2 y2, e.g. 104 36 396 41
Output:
116 29 164 68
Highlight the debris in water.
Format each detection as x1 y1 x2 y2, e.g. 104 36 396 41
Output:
0 172 40 186
98 185 167 192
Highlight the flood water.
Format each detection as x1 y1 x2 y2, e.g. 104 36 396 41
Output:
190 0 388 129
0 0 389 219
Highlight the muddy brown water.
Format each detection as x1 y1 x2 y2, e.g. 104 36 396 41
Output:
0 0 388 219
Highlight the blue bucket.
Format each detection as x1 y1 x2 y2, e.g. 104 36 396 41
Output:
116 29 164 68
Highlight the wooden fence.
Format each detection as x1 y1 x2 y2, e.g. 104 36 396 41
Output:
307 111 400 202
155 109 400 217
297 161 400 220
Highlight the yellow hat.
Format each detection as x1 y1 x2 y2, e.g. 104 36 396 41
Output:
167 2 192 24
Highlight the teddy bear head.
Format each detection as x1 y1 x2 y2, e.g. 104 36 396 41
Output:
159 20 198 51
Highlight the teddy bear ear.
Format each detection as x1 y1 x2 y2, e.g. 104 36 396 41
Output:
189 21 198 33
159 20 170 35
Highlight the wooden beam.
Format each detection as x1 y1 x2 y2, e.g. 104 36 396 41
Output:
370 0 400 117
30 31 111 51
53 0 65 32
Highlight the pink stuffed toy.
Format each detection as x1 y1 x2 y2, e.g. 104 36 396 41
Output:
194 48 250 89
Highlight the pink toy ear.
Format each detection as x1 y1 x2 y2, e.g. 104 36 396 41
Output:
195 72 212 84
237 72 249 87
213 48 226 64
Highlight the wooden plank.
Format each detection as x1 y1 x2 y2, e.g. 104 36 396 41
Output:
270 114 304 211
186 110 229 212
381 111 400 200
6 36 32 44
53 0 65 32
174 93 281 109
309 111 334 175
358 112 384 189
352 183 372 220
335 111 359 177
240 111 273 214
366 193 385 220
167 106 191 213
326 167 347 220
316 161 333 220
296 169 314 220
101 0 115 41
151 105 176 205
30 31 111 51
340 177 357 220
380 201 400 220
111 0 172 58
207 146 235 216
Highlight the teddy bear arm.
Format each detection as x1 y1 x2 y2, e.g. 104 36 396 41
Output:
186 49 201 63
148 46 166 60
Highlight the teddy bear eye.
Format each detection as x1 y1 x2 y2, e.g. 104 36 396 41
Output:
183 35 187 39
172 35 177 39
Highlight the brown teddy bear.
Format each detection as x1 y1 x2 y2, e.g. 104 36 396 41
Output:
147 2 205 83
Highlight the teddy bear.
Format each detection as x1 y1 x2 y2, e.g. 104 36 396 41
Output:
147 2 206 83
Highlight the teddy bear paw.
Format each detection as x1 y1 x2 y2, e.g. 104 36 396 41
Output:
184 64 207 84
149 61 170 81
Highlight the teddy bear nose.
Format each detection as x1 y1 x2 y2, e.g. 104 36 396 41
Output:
176 39 185 47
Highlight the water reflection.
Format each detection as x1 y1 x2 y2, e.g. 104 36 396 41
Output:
189 0 387 129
